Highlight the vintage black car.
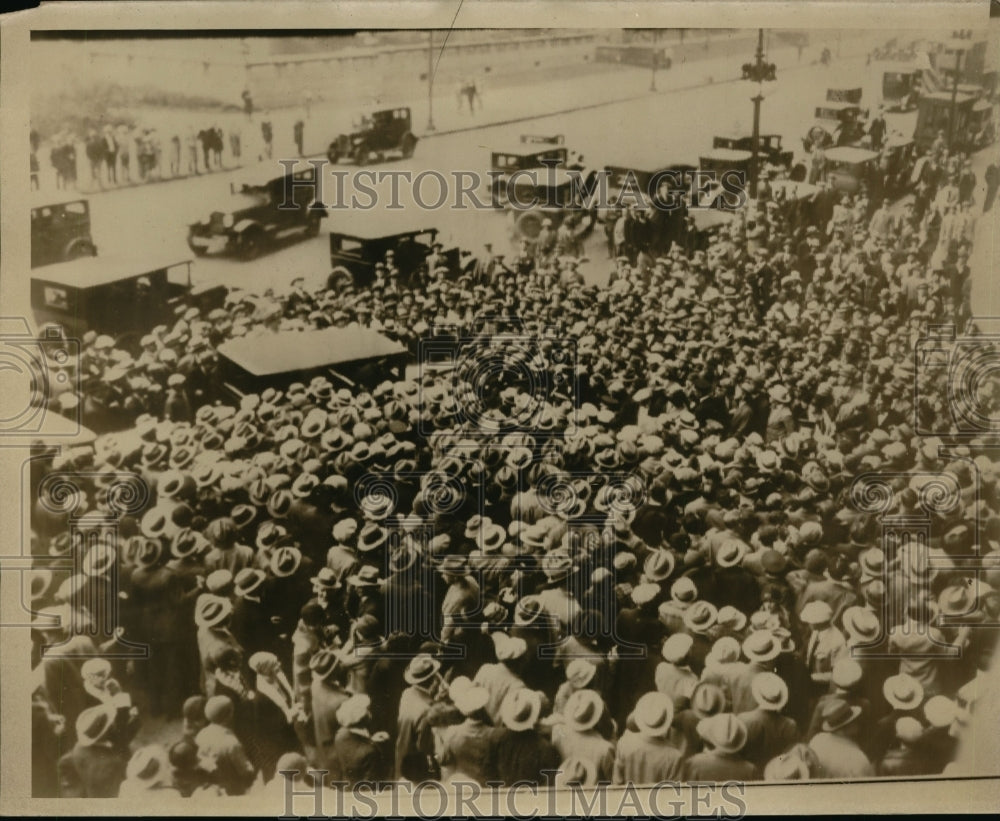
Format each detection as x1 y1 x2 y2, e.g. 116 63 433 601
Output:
502 167 597 241
30 254 225 349
712 133 796 170
328 213 459 289
187 161 326 260
882 68 920 112
490 134 570 205
824 146 881 194
914 91 987 152
216 326 409 402
803 101 867 152
31 194 97 268
326 107 418 165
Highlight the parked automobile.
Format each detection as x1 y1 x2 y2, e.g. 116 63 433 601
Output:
31 194 97 268
502 167 597 241
216 326 409 402
879 136 917 198
712 133 797 172
824 146 881 194
326 107 418 165
914 91 987 152
328 212 459 289
186 160 326 260
30 254 225 349
882 68 920 111
803 101 867 152
490 134 570 205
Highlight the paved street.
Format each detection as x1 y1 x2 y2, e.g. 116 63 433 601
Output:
33 51 910 292
26 39 997 323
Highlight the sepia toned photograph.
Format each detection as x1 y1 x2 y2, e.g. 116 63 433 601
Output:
1 1 999 816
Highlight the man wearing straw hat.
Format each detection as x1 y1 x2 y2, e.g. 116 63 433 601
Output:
56 703 128 797
491 688 561 786
808 698 874 778
738 672 799 770
613 691 684 784
552 689 615 784
683 713 757 781
396 653 443 782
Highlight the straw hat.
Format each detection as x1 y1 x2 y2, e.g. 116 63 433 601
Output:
820 699 862 733
751 672 789 711
633 692 674 738
194 595 233 629
883 674 924 711
563 689 605 732
697 713 748 752
661 633 694 664
403 653 441 685
643 549 676 582
75 703 118 746
742 631 781 663
500 688 543 731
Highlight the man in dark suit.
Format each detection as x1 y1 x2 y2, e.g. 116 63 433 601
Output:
57 704 128 797
737 673 800 770
308 648 351 778
333 694 392 786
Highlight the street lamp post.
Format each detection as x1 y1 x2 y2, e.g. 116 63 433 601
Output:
650 29 659 92
947 49 963 151
427 30 436 132
741 28 777 200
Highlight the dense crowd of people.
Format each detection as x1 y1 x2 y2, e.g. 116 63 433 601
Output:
29 126 999 800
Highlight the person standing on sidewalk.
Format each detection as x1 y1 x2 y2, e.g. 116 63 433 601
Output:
229 124 242 162
85 130 104 187
261 116 273 160
293 120 305 157
170 133 181 177
211 125 224 169
186 128 200 175
242 89 254 122
150 129 164 180
117 125 132 184
102 125 118 185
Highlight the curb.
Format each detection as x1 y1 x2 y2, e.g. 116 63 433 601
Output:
414 46 837 141
59 50 865 198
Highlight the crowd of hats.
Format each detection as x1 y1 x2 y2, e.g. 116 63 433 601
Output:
29 136 1000 796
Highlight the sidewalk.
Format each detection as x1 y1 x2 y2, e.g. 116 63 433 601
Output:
35 36 879 198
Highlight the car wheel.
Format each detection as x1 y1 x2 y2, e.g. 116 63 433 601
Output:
400 133 417 159
515 210 545 239
353 144 368 166
327 266 355 291
327 144 341 164
239 231 262 260
190 244 208 257
66 240 96 260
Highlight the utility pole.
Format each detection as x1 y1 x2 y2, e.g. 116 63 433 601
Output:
427 30 436 132
741 28 777 199
947 49 963 151
650 29 659 91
